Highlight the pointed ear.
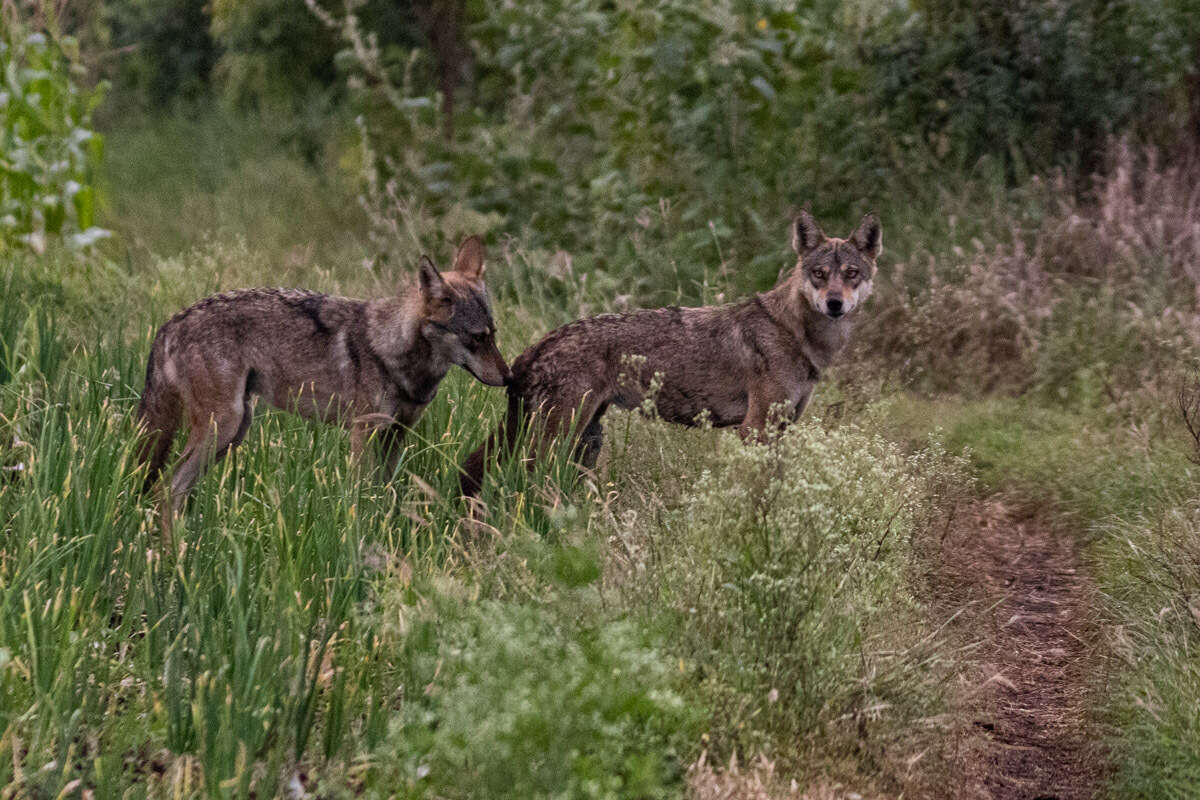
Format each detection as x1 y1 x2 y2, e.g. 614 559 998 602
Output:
849 213 882 260
417 255 447 300
792 210 826 255
453 235 486 280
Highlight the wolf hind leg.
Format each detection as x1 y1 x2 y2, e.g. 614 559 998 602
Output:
167 378 255 517
137 385 182 494
460 388 523 500
574 403 608 472
533 391 607 488
459 388 606 503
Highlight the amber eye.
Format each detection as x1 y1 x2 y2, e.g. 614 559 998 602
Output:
844 268 859 279
811 269 827 280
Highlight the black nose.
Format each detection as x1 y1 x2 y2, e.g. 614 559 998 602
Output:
826 297 844 315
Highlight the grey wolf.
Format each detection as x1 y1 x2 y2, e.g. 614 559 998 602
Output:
459 211 880 498
137 235 509 514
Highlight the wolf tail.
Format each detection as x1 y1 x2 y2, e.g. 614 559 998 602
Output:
460 384 523 499
136 329 182 493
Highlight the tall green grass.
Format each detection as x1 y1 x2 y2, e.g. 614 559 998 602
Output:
7 104 1125 796
0 228 967 796
873 387 1200 799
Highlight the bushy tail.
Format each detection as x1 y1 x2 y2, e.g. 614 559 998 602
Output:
136 332 181 492
460 386 523 499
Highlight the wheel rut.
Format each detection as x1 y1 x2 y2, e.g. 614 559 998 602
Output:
935 498 1103 800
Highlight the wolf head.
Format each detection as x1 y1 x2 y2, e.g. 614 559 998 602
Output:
792 211 882 320
418 236 511 386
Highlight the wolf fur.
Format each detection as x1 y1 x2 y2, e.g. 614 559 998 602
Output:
138 235 509 514
459 211 880 498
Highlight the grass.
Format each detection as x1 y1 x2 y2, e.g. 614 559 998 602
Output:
874 387 1200 799
0 269 962 796
0 110 973 797
5 99 1200 797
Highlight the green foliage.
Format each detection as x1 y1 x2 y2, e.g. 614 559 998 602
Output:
865 0 1199 175
100 109 363 267
209 0 339 110
624 419 964 760
1 28 109 253
356 594 696 798
323 0 1200 311
103 0 217 109
0 249 690 797
1100 499 1200 799
334 0 888 302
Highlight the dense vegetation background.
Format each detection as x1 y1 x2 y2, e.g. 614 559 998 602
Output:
3 0 1200 796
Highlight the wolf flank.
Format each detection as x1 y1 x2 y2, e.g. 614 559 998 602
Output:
138 235 509 515
461 211 881 497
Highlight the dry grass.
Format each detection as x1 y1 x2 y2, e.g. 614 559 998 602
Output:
855 141 1200 395
687 751 888 800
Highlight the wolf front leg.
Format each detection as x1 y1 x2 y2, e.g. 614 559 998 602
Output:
377 422 409 478
169 404 253 516
348 414 398 473
738 382 793 443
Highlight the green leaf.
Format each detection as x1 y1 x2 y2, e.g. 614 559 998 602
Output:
749 75 776 102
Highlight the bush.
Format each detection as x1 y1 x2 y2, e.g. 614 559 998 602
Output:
629 421 965 761
865 0 1198 176
102 0 217 110
324 0 883 302
209 0 339 110
355 592 698 799
1 27 109 253
856 144 1200 397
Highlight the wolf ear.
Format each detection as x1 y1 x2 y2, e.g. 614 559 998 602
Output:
418 255 447 300
849 213 882 260
453 235 486 280
792 210 826 255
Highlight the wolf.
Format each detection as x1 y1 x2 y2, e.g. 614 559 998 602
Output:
459 211 880 498
137 235 509 514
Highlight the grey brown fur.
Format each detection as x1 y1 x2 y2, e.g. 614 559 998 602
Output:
138 235 509 514
460 211 881 498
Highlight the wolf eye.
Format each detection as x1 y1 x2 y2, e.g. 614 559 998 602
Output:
811 269 827 280
844 268 859 279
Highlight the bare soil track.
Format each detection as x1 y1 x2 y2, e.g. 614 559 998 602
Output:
937 499 1104 800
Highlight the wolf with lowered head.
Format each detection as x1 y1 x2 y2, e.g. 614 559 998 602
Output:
138 235 509 515
460 211 880 498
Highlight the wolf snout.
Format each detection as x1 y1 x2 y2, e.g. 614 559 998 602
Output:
825 297 845 316
472 344 511 386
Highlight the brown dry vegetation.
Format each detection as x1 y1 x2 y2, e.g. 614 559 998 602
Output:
855 143 1200 397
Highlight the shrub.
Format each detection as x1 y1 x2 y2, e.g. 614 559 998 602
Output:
857 143 1200 398
102 0 217 109
355 592 698 799
318 0 886 302
209 0 340 110
864 0 1198 176
0 26 109 253
630 421 965 761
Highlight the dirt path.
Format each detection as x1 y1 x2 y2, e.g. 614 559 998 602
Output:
936 499 1104 800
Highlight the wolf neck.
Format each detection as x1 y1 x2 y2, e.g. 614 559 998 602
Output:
365 292 450 404
758 283 851 368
